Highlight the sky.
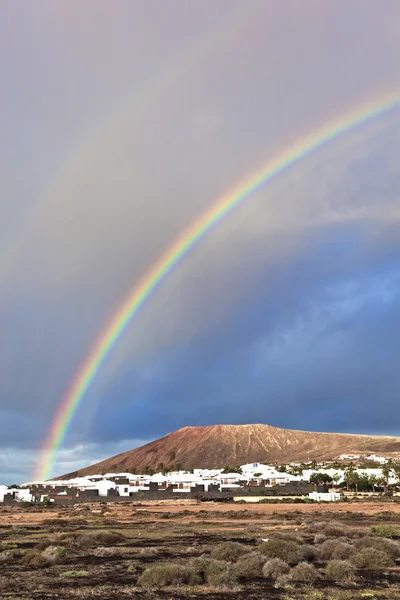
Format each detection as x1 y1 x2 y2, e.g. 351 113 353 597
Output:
1 0 400 483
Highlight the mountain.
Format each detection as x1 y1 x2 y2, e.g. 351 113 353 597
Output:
57 424 400 479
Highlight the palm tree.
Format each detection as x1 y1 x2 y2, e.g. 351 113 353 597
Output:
368 474 378 492
381 460 393 492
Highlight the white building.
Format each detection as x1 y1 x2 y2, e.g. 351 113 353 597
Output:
309 491 341 502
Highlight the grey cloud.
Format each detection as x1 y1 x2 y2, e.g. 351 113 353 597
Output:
1 1 400 479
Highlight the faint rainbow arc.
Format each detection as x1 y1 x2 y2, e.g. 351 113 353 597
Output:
36 92 400 481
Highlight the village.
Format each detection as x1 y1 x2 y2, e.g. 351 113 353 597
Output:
1 454 399 505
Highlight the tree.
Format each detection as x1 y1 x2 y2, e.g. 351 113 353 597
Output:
143 465 155 476
368 474 378 492
344 465 358 491
289 465 304 476
332 474 341 488
381 460 393 491
357 473 371 492
310 473 332 485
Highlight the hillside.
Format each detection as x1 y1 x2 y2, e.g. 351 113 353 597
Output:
58 424 400 479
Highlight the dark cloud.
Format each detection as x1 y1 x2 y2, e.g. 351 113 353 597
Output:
1 2 400 482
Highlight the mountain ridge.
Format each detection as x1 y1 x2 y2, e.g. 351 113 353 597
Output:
56 423 400 479
59 423 400 479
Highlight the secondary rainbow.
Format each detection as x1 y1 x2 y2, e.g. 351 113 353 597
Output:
36 92 400 481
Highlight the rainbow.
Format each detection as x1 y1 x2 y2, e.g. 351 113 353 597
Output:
36 92 400 481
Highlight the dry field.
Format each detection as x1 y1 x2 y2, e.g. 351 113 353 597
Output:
1 500 400 599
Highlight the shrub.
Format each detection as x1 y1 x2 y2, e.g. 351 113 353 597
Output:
319 540 354 560
355 536 400 559
41 545 67 563
276 533 305 545
93 546 120 557
138 563 201 589
210 542 249 562
206 566 238 588
274 573 293 589
290 562 320 586
72 530 125 548
21 550 47 567
262 558 290 579
235 551 265 578
298 544 318 562
259 540 301 565
191 556 230 584
371 525 400 538
323 521 345 537
325 559 357 582
351 548 394 569
0 551 14 563
314 533 327 544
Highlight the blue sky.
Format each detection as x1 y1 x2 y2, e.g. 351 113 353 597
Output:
1 1 400 483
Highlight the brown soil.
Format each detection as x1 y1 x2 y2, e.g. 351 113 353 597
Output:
1 500 400 599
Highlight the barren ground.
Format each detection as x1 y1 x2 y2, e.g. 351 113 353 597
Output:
1 499 400 599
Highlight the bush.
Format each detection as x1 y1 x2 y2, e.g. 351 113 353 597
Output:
290 562 320 586
190 556 238 587
274 573 293 589
138 563 202 589
298 544 318 562
259 540 301 565
20 550 47 567
69 530 125 548
262 558 290 579
319 540 354 560
371 525 400 538
306 520 326 533
235 551 265 578
207 566 238 588
325 559 356 582
93 546 120 557
0 551 14 563
351 548 394 569
323 521 345 537
314 533 327 544
41 545 67 564
355 536 400 559
210 541 249 562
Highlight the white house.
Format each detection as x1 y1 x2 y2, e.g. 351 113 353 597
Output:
0 485 9 502
366 455 388 464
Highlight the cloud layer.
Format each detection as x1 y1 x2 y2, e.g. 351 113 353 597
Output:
1 1 400 482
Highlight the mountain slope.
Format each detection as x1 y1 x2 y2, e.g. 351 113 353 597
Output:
58 424 400 479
